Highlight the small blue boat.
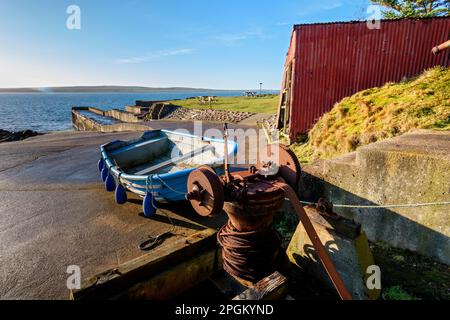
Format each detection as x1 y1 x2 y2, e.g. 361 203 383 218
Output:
98 129 237 216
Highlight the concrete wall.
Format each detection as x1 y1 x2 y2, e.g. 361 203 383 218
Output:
73 107 143 123
125 103 181 120
286 206 380 300
136 100 165 108
298 130 450 265
86 107 104 116
71 108 149 133
79 105 178 122
72 109 102 131
105 109 142 123
125 105 148 115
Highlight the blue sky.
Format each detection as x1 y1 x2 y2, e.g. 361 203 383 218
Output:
0 0 372 89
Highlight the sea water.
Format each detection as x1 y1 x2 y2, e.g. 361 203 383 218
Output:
0 91 252 132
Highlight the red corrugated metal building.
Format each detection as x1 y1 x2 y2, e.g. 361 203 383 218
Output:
277 17 450 141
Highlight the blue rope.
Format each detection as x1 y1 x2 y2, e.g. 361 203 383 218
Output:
145 175 176 234
299 200 450 208
154 174 188 196
145 176 158 210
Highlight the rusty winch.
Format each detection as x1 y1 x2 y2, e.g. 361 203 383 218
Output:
186 125 352 300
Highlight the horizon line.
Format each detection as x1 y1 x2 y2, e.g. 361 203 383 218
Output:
0 85 280 92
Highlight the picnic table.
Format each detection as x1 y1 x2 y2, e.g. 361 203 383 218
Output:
244 91 257 97
197 96 217 106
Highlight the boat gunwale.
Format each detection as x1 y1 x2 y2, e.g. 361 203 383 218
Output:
100 129 238 182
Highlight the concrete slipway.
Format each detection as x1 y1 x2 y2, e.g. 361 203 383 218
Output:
1 124 448 299
0 122 259 299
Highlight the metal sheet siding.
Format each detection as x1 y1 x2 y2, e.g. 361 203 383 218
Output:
285 18 450 140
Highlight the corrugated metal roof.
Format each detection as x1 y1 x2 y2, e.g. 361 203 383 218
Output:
280 17 450 140
293 16 450 27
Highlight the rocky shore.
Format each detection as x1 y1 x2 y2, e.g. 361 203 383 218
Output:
0 129 41 143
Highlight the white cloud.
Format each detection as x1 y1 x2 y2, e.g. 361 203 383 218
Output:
211 30 267 46
116 48 194 64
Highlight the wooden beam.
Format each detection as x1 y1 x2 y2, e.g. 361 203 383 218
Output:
71 228 219 300
232 271 288 301
304 206 361 239
115 249 219 300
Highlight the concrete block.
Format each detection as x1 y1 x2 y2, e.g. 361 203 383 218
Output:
299 130 450 265
71 108 149 133
286 206 381 300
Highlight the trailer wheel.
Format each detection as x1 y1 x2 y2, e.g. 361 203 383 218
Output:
187 166 224 216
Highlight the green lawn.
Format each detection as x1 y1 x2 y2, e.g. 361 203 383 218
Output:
168 94 279 114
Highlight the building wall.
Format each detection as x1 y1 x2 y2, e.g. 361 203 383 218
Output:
284 17 450 140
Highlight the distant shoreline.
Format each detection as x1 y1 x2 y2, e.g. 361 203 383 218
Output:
0 90 279 133
0 86 278 94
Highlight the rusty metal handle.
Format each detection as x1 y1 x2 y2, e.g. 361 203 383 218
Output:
223 123 232 183
432 40 450 55
276 179 353 300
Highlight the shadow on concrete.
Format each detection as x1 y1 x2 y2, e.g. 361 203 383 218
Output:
287 252 340 300
298 171 449 265
137 211 205 231
130 199 228 231
280 220 349 300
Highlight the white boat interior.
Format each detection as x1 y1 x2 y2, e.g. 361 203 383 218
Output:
107 131 233 175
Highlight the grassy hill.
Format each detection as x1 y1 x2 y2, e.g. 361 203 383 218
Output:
169 94 279 114
292 67 450 163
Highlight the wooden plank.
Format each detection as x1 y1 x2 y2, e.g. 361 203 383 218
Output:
135 144 214 175
71 228 218 300
304 206 361 239
115 249 219 300
232 272 288 301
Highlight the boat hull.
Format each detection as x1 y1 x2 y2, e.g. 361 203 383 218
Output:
100 129 237 202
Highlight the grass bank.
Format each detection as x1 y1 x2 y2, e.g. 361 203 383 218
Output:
168 94 279 114
292 67 450 163
371 242 450 300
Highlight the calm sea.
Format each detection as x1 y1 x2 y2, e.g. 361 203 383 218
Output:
0 91 263 132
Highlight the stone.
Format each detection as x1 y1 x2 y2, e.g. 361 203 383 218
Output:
286 206 381 300
0 129 40 143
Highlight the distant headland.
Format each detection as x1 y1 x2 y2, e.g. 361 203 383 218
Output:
0 86 245 93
